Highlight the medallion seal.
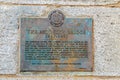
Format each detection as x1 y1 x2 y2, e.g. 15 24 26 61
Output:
48 10 65 27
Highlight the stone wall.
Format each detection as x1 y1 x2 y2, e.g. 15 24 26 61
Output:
0 0 120 79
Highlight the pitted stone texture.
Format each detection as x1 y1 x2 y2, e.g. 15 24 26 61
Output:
0 6 47 74
0 0 120 5
0 5 120 76
0 77 119 80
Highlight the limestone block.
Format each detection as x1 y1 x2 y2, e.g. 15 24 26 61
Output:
0 0 119 5
0 5 120 76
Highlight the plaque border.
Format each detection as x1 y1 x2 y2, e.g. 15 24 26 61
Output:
18 16 94 73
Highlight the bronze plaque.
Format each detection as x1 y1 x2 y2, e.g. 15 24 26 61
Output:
20 10 93 72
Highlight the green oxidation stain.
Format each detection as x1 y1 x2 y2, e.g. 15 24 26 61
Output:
31 60 52 65
24 18 92 66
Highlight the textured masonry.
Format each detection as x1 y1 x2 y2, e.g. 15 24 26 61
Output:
0 0 120 5
0 0 120 79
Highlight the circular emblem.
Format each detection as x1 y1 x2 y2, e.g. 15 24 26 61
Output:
48 10 65 27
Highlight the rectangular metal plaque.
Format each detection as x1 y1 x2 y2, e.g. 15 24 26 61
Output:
20 17 93 72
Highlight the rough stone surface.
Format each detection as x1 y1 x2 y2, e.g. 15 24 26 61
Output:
0 77 120 80
0 0 120 5
0 5 120 77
